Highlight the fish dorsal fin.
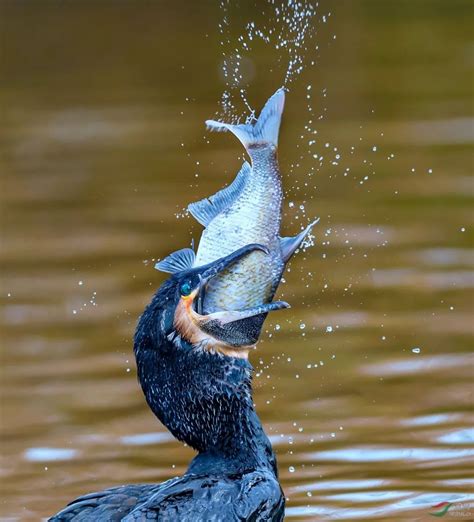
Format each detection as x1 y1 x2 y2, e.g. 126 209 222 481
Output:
188 162 251 227
154 248 196 273
280 218 320 263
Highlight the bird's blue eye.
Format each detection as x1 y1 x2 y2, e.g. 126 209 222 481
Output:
180 282 192 297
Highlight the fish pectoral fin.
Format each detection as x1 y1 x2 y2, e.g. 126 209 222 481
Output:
280 218 320 263
188 162 251 227
154 247 196 273
200 302 290 347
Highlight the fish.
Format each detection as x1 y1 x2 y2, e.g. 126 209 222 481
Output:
155 88 317 344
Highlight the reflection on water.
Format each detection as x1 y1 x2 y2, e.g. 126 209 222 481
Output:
313 446 473 463
23 448 79 463
1 1 473 520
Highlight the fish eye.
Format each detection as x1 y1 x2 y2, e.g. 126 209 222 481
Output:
180 282 192 297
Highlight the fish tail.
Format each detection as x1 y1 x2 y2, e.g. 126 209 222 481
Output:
206 88 285 152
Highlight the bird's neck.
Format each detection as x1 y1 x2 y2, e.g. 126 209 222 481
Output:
186 384 276 476
135 333 277 475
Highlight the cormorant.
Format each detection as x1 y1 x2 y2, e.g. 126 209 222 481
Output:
50 244 285 521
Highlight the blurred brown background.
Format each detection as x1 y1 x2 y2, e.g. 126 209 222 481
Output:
1 1 473 520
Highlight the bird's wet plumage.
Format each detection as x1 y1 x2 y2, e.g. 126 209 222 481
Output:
51 471 284 521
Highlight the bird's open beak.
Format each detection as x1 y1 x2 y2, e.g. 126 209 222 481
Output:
192 244 289 349
174 243 289 355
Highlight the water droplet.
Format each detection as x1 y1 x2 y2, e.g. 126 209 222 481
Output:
326 325 333 333
412 347 421 354
288 466 295 473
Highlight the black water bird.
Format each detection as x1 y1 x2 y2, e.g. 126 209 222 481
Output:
50 244 285 521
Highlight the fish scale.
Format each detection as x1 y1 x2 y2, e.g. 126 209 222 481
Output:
195 151 284 312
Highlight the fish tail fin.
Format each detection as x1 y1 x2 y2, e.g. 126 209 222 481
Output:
206 88 285 152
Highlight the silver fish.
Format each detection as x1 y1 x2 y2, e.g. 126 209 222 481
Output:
156 88 317 343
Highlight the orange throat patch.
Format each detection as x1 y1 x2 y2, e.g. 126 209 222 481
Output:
173 295 251 359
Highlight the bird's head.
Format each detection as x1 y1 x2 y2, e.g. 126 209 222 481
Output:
136 243 288 360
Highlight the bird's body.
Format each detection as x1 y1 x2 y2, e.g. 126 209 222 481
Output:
52 470 283 522
50 245 285 522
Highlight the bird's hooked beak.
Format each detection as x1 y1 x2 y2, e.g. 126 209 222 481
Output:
173 244 289 356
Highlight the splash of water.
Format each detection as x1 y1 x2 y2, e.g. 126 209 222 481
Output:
217 0 327 122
